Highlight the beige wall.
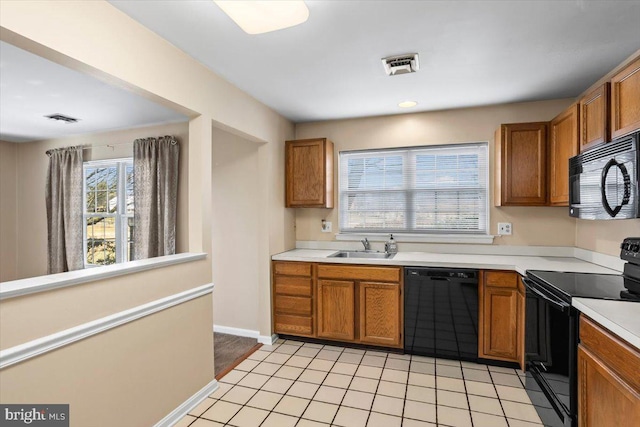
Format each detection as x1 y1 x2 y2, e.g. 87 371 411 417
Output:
576 220 640 256
10 121 189 280
211 127 262 332
0 140 18 282
295 99 577 247
0 295 214 427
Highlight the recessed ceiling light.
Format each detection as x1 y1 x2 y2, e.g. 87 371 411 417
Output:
214 1 309 35
398 101 418 108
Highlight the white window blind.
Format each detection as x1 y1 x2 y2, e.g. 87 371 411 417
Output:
339 143 489 234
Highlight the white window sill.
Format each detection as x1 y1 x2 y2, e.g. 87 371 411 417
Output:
335 233 495 244
0 253 207 300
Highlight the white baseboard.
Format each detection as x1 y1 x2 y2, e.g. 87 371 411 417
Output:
153 379 218 427
213 325 276 345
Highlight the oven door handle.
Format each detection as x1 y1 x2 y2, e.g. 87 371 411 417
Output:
522 278 570 313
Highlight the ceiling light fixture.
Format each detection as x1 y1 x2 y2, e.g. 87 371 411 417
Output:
214 1 309 35
398 101 418 108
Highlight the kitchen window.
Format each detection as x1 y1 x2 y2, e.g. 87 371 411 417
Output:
339 142 489 235
83 159 134 266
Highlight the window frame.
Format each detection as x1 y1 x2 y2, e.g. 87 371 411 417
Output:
82 158 133 267
338 142 490 237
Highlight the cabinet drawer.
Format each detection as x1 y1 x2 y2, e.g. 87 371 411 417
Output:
275 276 312 296
273 262 312 277
317 264 401 282
580 316 640 392
275 314 313 335
275 295 312 316
484 271 517 288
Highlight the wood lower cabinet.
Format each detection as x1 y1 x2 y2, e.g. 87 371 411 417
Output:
285 138 334 208
275 262 403 349
549 104 579 206
495 122 548 206
579 83 610 151
272 262 315 336
359 282 401 347
578 316 640 426
611 56 640 139
478 270 524 368
317 279 355 341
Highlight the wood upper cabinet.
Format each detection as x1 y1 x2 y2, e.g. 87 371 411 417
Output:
317 279 355 341
549 104 579 206
611 56 640 139
495 122 548 206
359 282 401 347
578 316 640 426
285 138 334 208
478 270 523 366
579 83 610 151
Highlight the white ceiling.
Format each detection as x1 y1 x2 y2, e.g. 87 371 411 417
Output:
109 0 640 123
0 41 187 143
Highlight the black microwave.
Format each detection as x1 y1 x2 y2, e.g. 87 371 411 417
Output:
569 132 639 219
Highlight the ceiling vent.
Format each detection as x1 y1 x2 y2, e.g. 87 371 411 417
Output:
44 113 80 124
382 53 419 76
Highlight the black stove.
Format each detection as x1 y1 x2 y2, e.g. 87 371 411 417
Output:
523 237 640 427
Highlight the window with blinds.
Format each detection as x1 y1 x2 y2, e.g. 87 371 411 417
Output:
339 142 489 234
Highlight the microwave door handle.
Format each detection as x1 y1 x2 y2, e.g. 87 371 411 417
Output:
601 159 631 217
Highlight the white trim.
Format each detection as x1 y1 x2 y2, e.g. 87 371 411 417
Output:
0 283 214 369
258 334 279 345
154 379 219 427
213 325 277 346
335 233 495 244
0 252 207 300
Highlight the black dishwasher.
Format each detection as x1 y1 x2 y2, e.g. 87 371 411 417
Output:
404 268 479 362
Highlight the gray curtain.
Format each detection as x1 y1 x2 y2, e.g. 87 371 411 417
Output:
133 136 179 260
46 146 84 274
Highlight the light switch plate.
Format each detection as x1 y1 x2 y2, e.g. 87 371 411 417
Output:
321 221 332 233
498 222 512 235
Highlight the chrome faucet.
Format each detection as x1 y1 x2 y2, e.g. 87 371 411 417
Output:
361 238 370 251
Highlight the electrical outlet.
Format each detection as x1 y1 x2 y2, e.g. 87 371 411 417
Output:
498 222 512 235
321 221 332 233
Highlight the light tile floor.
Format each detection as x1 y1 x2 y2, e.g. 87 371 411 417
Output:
175 339 544 427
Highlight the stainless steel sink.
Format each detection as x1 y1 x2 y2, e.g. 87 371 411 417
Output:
329 250 395 259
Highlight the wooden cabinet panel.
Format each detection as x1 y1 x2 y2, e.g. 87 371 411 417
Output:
549 104 579 206
274 276 313 297
285 138 334 208
275 295 312 316
580 316 640 391
580 83 610 151
359 282 401 347
482 287 518 360
495 122 548 206
317 264 401 282
275 314 313 335
274 261 312 277
317 279 355 341
578 346 640 427
611 57 640 139
484 271 518 289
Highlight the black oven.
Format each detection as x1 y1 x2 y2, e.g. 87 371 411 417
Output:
569 131 639 220
523 277 576 427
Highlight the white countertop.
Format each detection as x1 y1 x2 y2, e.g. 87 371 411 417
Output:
573 298 640 350
272 249 619 276
272 248 639 350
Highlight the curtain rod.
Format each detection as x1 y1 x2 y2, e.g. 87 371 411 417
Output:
45 137 177 156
